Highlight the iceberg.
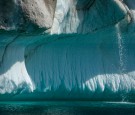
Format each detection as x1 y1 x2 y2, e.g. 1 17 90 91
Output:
0 0 135 101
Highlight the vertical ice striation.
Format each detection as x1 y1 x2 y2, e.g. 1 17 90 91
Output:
0 35 34 94
24 33 135 98
0 0 135 101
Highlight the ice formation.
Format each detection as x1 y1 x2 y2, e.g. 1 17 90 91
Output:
0 0 135 101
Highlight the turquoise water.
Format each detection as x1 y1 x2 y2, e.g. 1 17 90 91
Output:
0 101 135 115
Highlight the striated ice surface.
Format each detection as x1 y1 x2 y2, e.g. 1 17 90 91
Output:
0 28 135 101
0 0 135 101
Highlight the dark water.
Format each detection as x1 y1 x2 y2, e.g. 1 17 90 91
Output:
0 101 135 115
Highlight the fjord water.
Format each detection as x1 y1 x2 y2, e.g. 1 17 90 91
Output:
0 101 135 115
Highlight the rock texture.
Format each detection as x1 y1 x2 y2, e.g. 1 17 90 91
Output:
0 0 56 32
0 0 134 33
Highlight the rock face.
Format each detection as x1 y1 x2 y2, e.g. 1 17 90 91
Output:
0 0 135 33
0 0 56 32
0 0 134 33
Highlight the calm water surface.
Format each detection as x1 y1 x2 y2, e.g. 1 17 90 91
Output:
0 101 135 115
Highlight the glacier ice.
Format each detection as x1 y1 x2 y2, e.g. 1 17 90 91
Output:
51 0 128 34
0 0 135 101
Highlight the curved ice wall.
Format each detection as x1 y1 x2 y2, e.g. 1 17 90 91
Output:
0 0 135 101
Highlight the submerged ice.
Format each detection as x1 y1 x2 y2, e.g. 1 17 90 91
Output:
0 0 135 100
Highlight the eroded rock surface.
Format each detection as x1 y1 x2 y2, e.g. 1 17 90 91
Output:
0 0 56 32
0 0 134 33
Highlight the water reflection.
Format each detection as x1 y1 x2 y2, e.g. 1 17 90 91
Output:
0 101 135 115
